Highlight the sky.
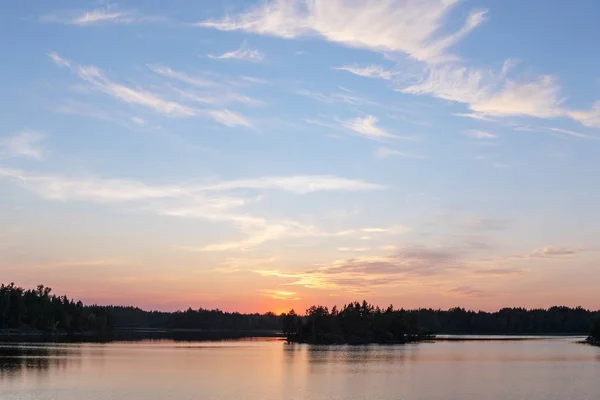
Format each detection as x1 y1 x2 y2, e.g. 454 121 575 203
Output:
1 0 599 314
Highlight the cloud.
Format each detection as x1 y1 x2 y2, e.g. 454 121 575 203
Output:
241 76 271 85
295 89 375 106
513 125 594 140
335 65 396 80
1 167 386 252
0 131 45 160
255 245 462 291
450 286 486 296
49 52 197 117
527 246 577 259
149 65 263 107
200 175 385 194
261 289 300 300
403 62 600 130
374 146 422 159
179 222 408 253
208 42 264 62
51 99 158 130
470 75 564 119
207 109 252 127
41 5 161 26
196 0 487 64
0 168 384 202
568 101 600 128
342 115 398 141
148 65 214 88
463 130 497 139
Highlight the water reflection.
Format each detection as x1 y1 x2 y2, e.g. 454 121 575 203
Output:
0 338 598 400
0 344 82 380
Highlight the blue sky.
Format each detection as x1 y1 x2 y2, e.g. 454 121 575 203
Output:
1 0 599 312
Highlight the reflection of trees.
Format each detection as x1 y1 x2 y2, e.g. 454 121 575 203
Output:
0 344 82 380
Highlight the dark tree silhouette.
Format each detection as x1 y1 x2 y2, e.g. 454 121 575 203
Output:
2 283 599 341
589 319 600 345
0 283 110 333
283 301 433 344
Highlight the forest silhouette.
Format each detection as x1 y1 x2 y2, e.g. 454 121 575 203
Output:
1 283 599 343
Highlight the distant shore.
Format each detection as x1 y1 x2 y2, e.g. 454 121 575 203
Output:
0 328 283 343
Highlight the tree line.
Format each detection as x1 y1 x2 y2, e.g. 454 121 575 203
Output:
589 320 600 345
0 283 110 333
2 283 599 341
281 302 600 344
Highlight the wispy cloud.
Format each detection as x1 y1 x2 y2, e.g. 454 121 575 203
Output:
207 109 252 127
568 102 600 128
261 289 300 300
296 89 375 106
196 0 487 64
464 130 497 139
450 286 487 297
374 146 422 159
513 125 593 140
342 115 398 141
51 99 157 130
208 42 264 62
0 131 45 160
148 65 214 88
149 65 263 107
402 62 600 130
335 65 396 80
527 246 578 259
255 245 463 291
1 167 387 252
0 168 384 201
41 4 163 26
200 175 385 194
49 52 196 117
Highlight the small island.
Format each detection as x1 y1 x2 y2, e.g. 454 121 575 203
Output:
282 301 434 344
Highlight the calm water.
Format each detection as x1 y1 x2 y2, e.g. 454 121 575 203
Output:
1 337 599 399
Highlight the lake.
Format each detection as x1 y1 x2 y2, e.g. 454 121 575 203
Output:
1 337 599 399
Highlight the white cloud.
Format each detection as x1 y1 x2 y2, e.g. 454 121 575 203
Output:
514 125 593 140
0 131 45 160
470 75 564 119
296 89 375 106
49 53 197 117
148 65 214 88
71 9 132 25
241 76 271 85
374 146 421 159
41 6 161 26
335 64 396 80
207 109 252 127
402 64 492 105
208 42 264 62
568 101 600 128
196 0 487 64
402 62 600 129
200 175 385 194
0 168 384 201
342 115 398 141
261 289 300 300
464 130 497 139
149 65 264 108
